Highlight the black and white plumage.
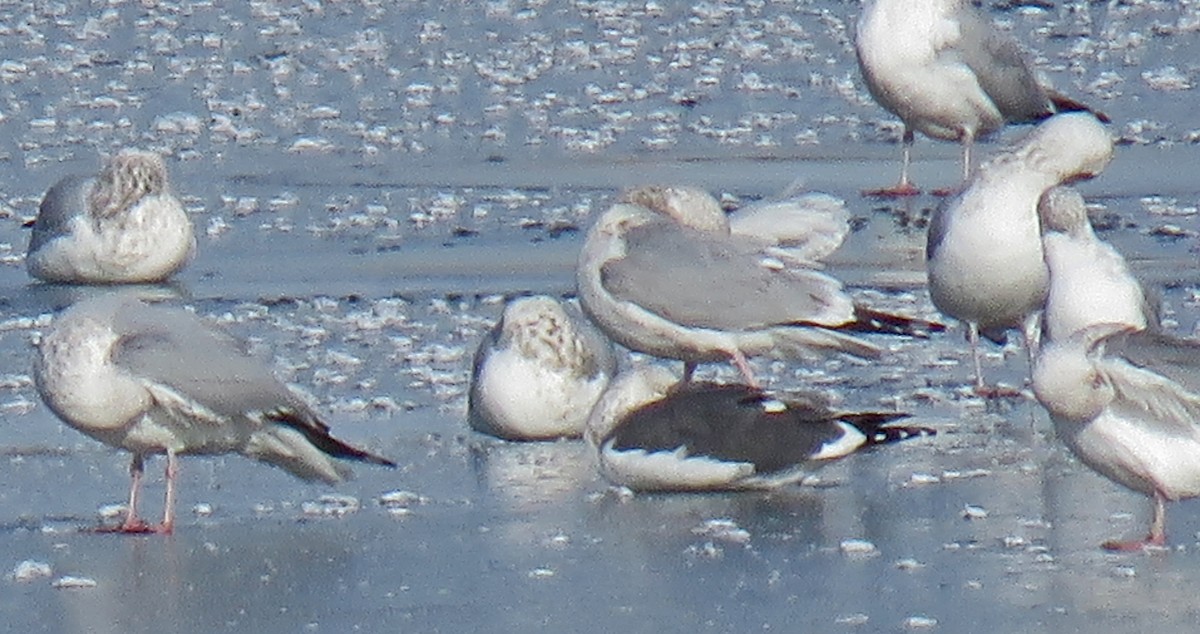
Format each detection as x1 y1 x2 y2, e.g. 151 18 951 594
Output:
33 293 395 534
1033 323 1200 551
855 0 1108 196
468 295 617 441
925 113 1113 393
585 365 935 491
577 185 943 386
27 150 196 284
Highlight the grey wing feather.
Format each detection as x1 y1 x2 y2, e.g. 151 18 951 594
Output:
29 176 93 253
1111 331 1200 395
925 194 956 263
110 302 309 422
466 320 504 434
954 4 1050 121
602 222 852 331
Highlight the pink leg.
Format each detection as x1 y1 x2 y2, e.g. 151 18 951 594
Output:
863 128 921 198
730 349 759 389
968 322 985 393
1102 492 1169 552
967 323 1022 399
961 132 974 182
929 132 977 197
121 455 151 531
96 455 154 533
160 450 178 534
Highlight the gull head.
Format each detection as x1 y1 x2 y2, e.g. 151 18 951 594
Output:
585 364 677 448
1033 322 1130 423
621 185 729 235
1019 113 1114 183
90 150 170 218
501 296 594 373
1038 185 1091 239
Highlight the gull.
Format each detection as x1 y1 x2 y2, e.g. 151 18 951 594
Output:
727 191 851 266
33 293 395 534
585 365 935 491
926 113 1113 394
468 295 617 441
578 184 942 386
1039 185 1154 342
27 149 196 284
1033 322 1200 551
855 0 1109 196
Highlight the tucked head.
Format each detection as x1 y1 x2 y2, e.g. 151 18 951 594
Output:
621 185 729 234
501 296 592 371
90 149 170 218
1038 185 1091 238
1019 112 1114 182
1033 322 1131 422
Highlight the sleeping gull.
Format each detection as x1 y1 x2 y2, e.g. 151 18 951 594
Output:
1039 185 1154 342
33 294 395 534
585 365 935 491
1033 322 1200 551
926 113 1113 394
726 191 851 266
578 184 942 386
468 295 617 441
27 149 196 284
855 0 1108 196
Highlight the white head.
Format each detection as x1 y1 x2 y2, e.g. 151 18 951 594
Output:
585 364 678 448
1033 322 1130 423
621 185 730 235
1013 113 1114 183
90 149 170 218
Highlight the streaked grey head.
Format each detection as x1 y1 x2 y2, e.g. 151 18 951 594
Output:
1038 185 1091 239
621 185 729 235
90 150 170 218
502 296 594 374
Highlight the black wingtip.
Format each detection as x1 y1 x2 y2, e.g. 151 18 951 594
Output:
865 425 937 446
843 305 947 339
271 410 397 469
839 412 935 446
1049 93 1111 124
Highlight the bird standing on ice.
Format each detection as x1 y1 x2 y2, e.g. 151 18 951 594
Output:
468 295 617 441
27 149 196 284
854 0 1108 196
585 365 935 492
1033 323 1200 551
33 294 395 534
925 113 1113 394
